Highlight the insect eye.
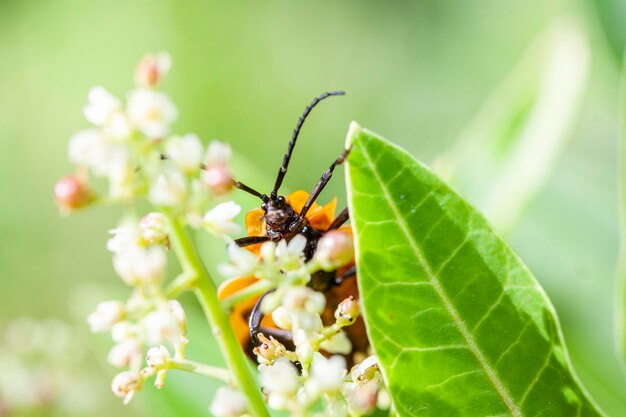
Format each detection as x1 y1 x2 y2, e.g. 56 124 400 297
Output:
277 196 285 203
261 203 267 211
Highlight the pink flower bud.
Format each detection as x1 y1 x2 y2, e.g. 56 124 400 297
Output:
334 295 359 325
314 230 354 271
54 175 92 213
135 53 171 88
203 165 233 196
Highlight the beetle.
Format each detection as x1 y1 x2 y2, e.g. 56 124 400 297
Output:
217 91 368 359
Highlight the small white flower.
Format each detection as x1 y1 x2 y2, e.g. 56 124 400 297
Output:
259 358 300 410
205 140 232 166
320 331 352 355
295 343 314 365
209 386 248 417
292 328 320 347
259 241 277 263
282 286 325 314
204 202 242 237
350 355 380 384
149 171 187 207
139 212 169 245
108 225 140 253
141 306 184 345
84 86 122 126
111 371 143 404
113 246 167 286
218 243 258 278
275 235 307 271
344 379 379 416
167 300 187 336
146 345 171 368
165 134 204 172
87 300 125 332
291 311 323 334
305 354 347 398
103 111 132 141
127 88 177 139
108 339 143 369
111 321 137 343
68 129 104 167
271 306 292 330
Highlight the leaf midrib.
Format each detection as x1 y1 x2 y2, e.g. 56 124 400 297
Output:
358 143 523 417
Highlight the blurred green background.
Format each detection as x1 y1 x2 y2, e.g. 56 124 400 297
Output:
1 0 626 415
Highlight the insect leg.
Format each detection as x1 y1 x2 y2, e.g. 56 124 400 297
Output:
249 289 293 346
297 148 351 221
333 265 357 286
327 207 349 230
235 236 271 247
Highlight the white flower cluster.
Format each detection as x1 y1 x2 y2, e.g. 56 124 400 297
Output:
214 230 388 416
63 53 248 409
87 217 189 403
55 52 235 214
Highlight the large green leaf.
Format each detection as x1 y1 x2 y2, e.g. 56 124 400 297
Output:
345 123 604 416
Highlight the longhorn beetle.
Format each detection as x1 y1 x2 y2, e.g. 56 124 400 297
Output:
218 91 367 357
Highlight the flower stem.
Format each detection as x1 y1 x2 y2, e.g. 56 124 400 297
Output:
167 358 232 383
221 279 274 310
165 212 270 417
165 271 197 298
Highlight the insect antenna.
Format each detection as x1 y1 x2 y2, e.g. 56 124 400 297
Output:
270 90 345 198
233 180 268 202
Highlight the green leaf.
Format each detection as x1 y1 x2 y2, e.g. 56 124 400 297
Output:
345 123 605 417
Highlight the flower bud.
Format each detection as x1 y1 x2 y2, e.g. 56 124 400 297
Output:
203 165 234 196
295 343 314 366
135 52 171 88
271 306 292 330
165 134 204 173
54 175 93 213
205 140 232 166
111 371 143 404
111 321 136 343
146 345 171 368
87 300 125 333
209 386 248 417
334 295 359 326
108 339 142 368
139 212 169 246
253 333 286 364
314 230 354 271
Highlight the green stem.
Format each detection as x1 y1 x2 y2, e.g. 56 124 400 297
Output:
312 322 343 351
165 271 197 298
167 358 232 383
165 212 270 417
221 279 274 310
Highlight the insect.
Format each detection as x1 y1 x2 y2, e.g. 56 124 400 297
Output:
217 91 368 359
